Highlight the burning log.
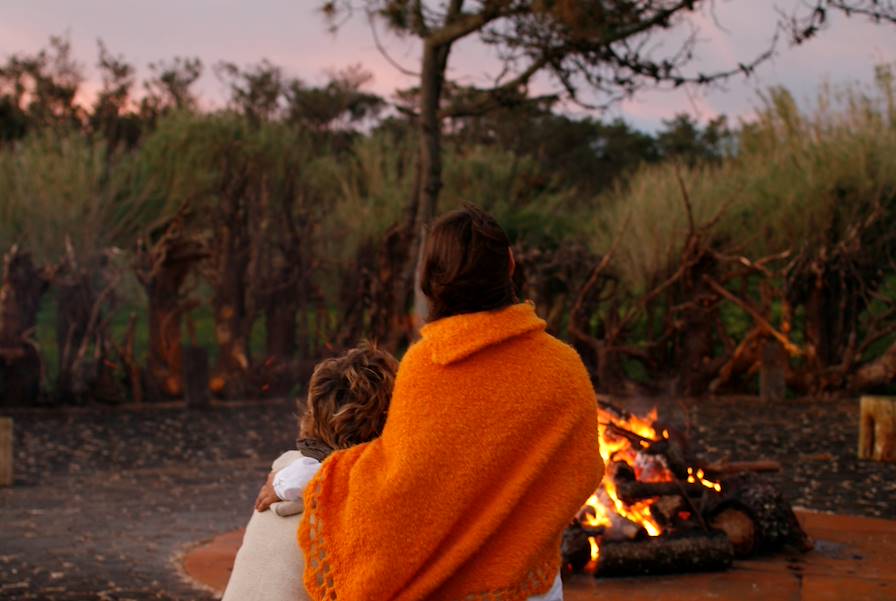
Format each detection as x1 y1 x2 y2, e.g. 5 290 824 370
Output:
615 480 706 503
561 521 593 574
565 402 810 579
642 438 690 480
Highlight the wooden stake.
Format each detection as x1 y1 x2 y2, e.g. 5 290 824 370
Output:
859 396 896 462
0 418 11 486
759 340 787 403
183 346 210 408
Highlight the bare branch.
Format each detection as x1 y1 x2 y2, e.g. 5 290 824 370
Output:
367 8 420 77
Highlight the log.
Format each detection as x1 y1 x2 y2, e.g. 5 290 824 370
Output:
704 459 781 476
615 480 706 503
858 395 896 462
643 439 690 480
710 508 755 557
183 346 210 408
561 521 593 574
594 532 734 577
712 473 812 553
0 417 11 486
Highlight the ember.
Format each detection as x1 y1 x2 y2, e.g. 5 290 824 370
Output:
564 401 811 577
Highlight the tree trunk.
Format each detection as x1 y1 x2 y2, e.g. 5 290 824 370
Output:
211 266 251 399
135 215 207 402
406 42 452 330
54 272 93 402
260 284 299 397
677 268 720 395
209 177 254 399
142 244 203 400
145 283 186 399
0 247 48 407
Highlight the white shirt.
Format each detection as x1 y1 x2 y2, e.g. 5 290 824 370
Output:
272 455 322 501
271 455 563 601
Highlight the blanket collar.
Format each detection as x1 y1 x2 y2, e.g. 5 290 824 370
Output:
420 302 546 365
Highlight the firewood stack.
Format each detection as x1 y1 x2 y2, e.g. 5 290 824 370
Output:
562 402 811 577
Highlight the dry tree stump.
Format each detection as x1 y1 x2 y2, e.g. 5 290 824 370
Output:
0 417 11 486
859 396 896 462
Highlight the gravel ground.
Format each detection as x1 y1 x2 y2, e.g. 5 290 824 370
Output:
1 395 894 600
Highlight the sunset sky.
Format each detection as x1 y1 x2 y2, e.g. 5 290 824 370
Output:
1 1 893 130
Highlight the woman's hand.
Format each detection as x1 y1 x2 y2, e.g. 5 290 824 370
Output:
254 471 280 512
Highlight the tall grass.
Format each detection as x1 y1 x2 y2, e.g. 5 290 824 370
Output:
589 68 896 294
0 132 173 265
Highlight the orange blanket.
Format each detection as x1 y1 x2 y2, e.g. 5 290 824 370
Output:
299 303 603 600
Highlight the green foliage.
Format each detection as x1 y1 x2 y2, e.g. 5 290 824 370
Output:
317 127 416 265
0 131 173 266
440 142 585 246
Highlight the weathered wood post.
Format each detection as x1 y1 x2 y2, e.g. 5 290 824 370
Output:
759 340 787 403
183 346 210 408
859 396 896 462
0 417 12 486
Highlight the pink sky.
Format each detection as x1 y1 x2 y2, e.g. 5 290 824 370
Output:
1 1 893 130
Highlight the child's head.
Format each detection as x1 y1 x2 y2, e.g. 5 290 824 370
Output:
299 340 398 450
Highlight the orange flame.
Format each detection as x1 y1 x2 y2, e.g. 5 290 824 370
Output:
579 405 722 572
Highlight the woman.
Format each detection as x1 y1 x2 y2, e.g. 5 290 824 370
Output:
298 205 603 600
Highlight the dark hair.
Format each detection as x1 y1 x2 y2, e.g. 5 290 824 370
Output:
299 340 398 450
420 204 516 321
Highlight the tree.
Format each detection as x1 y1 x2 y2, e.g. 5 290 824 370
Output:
0 35 84 139
656 113 733 165
90 41 142 148
216 59 285 125
284 65 385 133
321 0 896 340
140 56 203 120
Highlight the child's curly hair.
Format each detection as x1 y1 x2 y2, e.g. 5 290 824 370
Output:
299 341 398 450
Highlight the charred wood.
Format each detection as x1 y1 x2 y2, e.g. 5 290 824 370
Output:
594 532 733 577
615 480 706 503
561 521 592 574
710 473 812 553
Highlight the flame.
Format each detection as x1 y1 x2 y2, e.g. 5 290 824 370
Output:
585 537 599 573
687 467 722 492
578 405 723 572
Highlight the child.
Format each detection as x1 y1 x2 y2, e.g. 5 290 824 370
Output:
222 341 397 601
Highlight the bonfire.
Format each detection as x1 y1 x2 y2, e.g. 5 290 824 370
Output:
562 402 811 577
